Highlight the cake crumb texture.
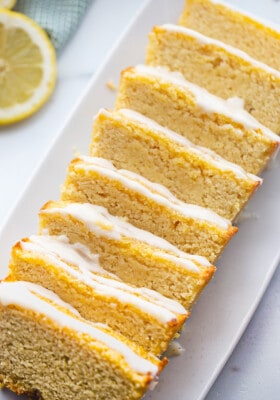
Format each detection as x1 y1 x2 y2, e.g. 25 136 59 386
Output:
146 25 280 133
179 0 280 70
91 108 260 221
39 201 216 309
61 156 236 262
0 305 157 400
8 236 188 356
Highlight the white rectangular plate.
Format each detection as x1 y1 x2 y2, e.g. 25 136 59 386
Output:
1 0 280 399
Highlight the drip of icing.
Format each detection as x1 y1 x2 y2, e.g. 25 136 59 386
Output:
74 154 231 230
7 280 80 316
20 236 186 321
226 97 245 111
116 107 261 183
0 281 159 376
42 202 211 271
22 235 115 278
161 24 280 82
133 62 279 143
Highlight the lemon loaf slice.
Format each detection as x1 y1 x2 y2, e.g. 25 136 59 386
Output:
116 65 279 173
146 25 280 134
0 281 164 400
90 108 261 221
39 201 216 309
179 0 280 70
8 235 188 355
61 155 236 262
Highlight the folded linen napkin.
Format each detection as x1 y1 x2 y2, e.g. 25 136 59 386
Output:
14 0 92 52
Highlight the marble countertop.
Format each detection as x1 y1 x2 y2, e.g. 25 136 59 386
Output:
0 0 279 399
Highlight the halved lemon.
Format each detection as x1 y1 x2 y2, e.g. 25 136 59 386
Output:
0 0 17 9
0 10 56 124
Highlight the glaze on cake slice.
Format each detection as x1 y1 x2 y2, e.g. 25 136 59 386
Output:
61 155 236 262
179 0 280 70
8 235 188 355
90 107 261 221
39 201 216 309
116 64 279 172
146 25 280 134
0 281 164 400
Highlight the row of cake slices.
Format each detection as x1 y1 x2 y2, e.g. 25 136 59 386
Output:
0 201 217 397
1 1 280 399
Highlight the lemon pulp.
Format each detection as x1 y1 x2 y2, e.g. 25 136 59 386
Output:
0 10 56 124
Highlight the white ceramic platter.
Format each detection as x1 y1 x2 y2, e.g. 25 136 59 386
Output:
0 0 280 399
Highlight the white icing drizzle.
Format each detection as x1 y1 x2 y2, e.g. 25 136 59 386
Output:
134 62 279 143
0 281 159 376
225 97 245 111
114 106 261 183
161 24 280 82
22 234 114 277
7 280 80 316
20 235 186 322
42 202 212 271
74 154 231 230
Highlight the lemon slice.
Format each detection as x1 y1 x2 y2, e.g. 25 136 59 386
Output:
0 0 16 9
0 10 56 124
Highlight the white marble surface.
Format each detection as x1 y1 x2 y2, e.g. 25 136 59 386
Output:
0 0 279 399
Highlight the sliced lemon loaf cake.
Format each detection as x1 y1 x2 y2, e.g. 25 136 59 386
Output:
0 281 164 400
90 108 261 221
115 65 279 173
146 25 280 134
61 155 236 262
179 0 280 70
8 235 188 355
39 201 216 309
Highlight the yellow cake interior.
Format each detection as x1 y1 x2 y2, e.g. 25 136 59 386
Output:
179 0 280 70
61 155 237 262
0 281 164 400
8 236 188 355
39 200 216 309
91 107 260 221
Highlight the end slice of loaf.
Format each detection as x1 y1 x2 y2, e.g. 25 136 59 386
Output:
0 281 164 400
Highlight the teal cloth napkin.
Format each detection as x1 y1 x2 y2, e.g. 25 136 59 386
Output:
14 0 92 52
